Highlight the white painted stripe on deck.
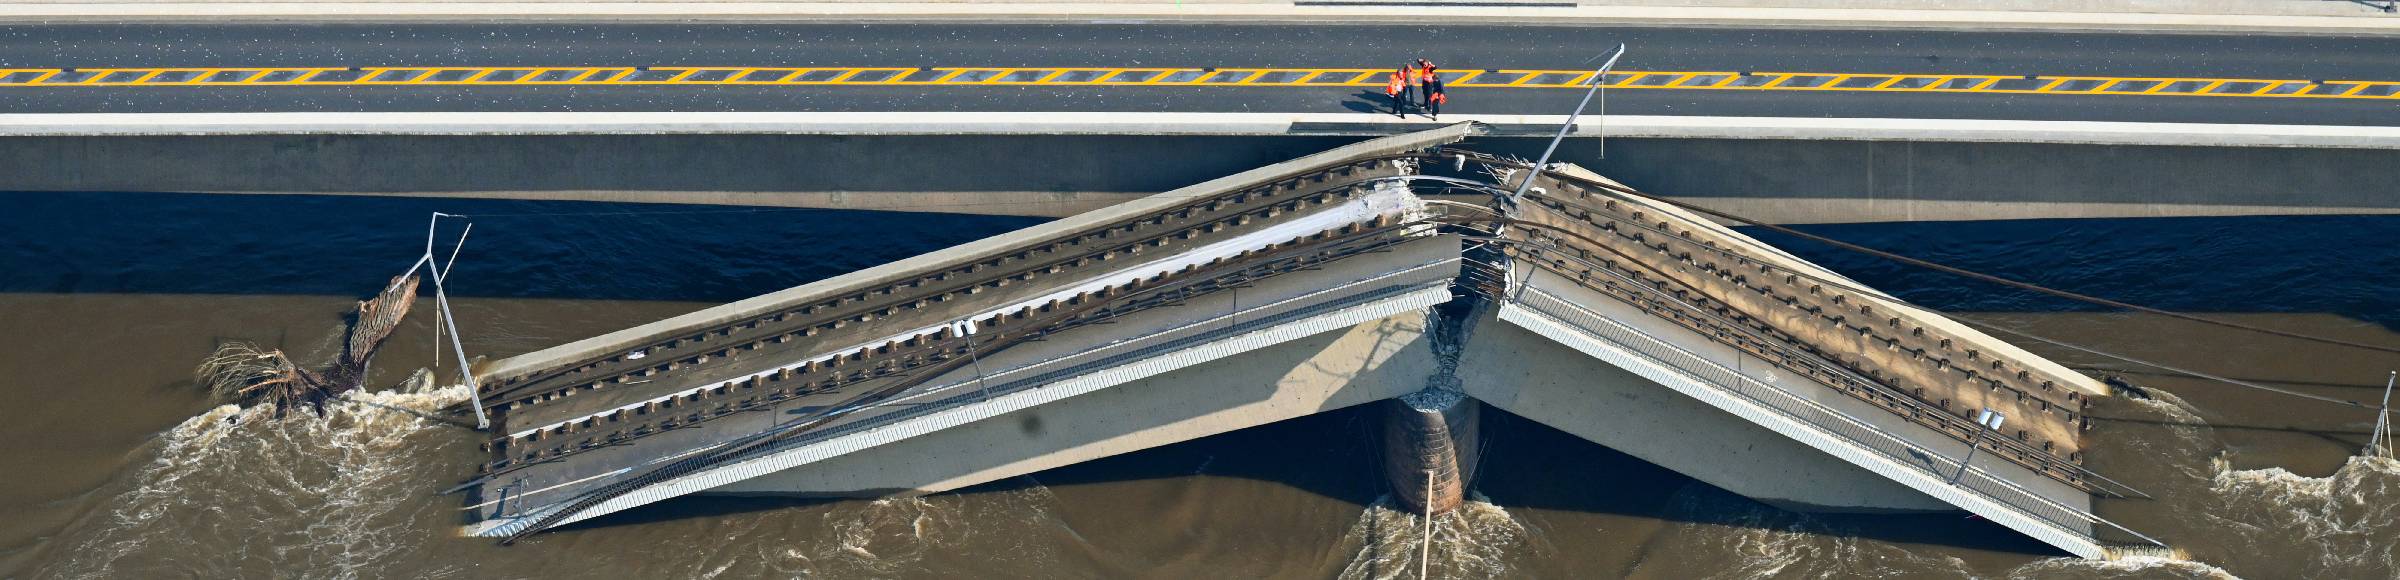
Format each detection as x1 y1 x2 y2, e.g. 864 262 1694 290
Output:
5 112 2400 149
503 187 1426 439
467 281 1454 537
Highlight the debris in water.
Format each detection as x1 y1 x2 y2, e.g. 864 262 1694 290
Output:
197 274 421 414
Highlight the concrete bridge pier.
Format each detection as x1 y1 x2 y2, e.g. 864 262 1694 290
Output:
1382 297 1485 516
1382 393 1480 516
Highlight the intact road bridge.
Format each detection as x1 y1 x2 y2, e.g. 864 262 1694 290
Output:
447 124 2172 560
8 22 2400 225
1 23 2397 125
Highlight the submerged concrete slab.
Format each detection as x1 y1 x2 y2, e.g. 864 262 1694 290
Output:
1458 310 1955 514
1489 279 2107 558
703 233 1463 497
708 308 1437 497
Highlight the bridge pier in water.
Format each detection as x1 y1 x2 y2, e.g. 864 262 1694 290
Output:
449 124 2170 559
1381 395 1480 516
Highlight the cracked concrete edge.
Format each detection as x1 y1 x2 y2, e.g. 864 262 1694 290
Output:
2 2 2397 35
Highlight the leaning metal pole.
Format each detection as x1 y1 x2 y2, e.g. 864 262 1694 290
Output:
1949 429 1985 485
2371 371 2395 459
1420 471 1434 579
428 213 491 430
1508 43 1625 205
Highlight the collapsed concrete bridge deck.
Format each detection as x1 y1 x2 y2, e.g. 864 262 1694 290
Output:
447 123 2166 559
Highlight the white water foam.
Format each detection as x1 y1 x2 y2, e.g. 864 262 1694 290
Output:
2005 554 2240 579
2196 455 2400 578
35 385 475 580
2126 388 2208 426
1630 486 1967 580
1335 493 1538 580
752 485 1076 579
2113 389 2226 482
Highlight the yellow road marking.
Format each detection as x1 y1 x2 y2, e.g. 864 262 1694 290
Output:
0 65 2394 100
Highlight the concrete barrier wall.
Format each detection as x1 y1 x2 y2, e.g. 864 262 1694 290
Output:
6 133 2397 222
1538 138 2400 223
0 133 1355 217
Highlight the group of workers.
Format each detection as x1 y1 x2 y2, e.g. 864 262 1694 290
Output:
1383 59 1448 120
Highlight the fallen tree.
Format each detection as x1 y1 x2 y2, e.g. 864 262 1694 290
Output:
198 273 421 414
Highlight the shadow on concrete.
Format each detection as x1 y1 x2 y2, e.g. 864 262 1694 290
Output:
1471 408 2066 557
555 403 1389 533
1341 90 1402 116
562 402 2062 557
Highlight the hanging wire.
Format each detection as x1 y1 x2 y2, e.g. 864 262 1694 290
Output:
1460 151 2400 357
1653 193 2396 355
1423 203 2385 412
1481 187 2384 408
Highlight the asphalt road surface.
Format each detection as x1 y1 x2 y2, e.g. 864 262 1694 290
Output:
1 23 2397 125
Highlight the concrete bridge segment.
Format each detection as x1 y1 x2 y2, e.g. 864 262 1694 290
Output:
453 124 2161 559
460 124 1480 537
706 237 1454 498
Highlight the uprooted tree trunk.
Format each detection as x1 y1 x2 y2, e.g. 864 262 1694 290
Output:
198 273 422 414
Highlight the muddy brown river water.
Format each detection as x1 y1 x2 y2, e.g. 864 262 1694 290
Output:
2 193 2395 579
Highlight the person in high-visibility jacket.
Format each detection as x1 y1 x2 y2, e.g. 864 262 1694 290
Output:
1415 59 1439 110
1426 74 1448 120
1404 62 1427 110
1384 67 1409 117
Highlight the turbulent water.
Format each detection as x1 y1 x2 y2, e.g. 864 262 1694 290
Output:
4 193 2398 579
42 387 478 580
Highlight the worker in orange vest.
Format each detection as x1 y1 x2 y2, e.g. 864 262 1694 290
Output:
1415 59 1439 111
1385 66 1409 117
1426 74 1448 121
1404 62 1426 111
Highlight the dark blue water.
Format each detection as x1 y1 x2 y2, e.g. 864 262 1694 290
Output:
4 192 2395 328
1744 216 2400 329
0 192 1045 302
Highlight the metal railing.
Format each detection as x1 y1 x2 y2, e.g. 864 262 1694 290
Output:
484 250 1456 538
1497 237 2149 500
1509 287 2165 549
748 277 1448 458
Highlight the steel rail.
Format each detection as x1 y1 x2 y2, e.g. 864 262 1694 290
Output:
1420 210 2133 496
491 224 1425 543
480 223 1418 479
1448 227 2147 499
1447 150 2400 358
475 158 1409 405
